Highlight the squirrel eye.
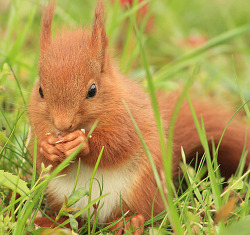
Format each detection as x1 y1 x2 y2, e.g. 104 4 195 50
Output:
86 84 97 99
39 86 44 98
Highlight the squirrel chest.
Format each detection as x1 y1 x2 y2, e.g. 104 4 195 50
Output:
47 160 140 222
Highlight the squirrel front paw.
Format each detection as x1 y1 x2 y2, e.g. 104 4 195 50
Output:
40 130 89 163
40 134 65 162
55 129 89 158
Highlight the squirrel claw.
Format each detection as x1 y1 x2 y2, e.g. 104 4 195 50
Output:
55 139 65 144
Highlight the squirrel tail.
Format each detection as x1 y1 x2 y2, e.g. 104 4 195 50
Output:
163 93 250 178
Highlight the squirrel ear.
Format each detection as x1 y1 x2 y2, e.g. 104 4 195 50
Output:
91 0 109 72
40 1 55 53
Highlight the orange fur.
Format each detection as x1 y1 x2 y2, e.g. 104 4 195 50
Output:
161 92 250 178
29 0 250 233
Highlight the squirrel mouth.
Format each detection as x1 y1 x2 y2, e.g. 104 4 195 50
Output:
55 126 91 138
55 131 63 138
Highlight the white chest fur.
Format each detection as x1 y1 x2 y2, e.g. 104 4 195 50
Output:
47 161 137 222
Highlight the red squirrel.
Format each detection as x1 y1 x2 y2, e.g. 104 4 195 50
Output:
29 0 250 234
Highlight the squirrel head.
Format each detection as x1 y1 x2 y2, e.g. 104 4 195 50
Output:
37 0 121 133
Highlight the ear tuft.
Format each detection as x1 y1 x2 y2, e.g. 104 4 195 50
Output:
93 0 105 30
40 1 55 53
91 0 109 72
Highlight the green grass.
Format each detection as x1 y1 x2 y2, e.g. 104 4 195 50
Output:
0 0 250 234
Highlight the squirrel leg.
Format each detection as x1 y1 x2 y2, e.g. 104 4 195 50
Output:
55 130 89 157
34 216 84 229
34 216 70 228
109 214 145 235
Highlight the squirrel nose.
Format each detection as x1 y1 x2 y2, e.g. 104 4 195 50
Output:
53 118 73 132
